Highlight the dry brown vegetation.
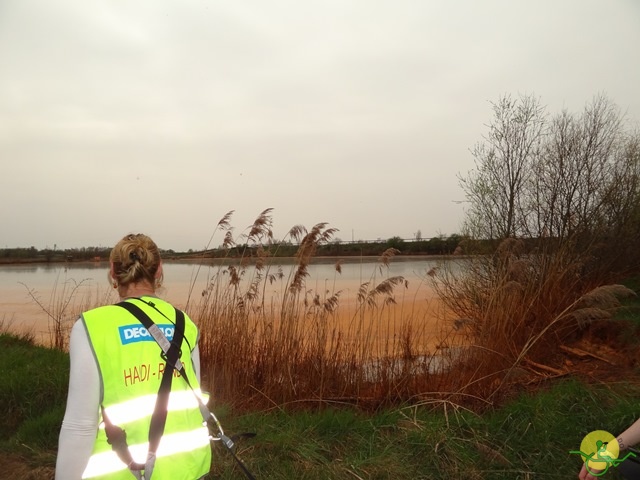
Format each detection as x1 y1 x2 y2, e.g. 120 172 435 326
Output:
431 237 637 405
189 210 457 410
21 279 115 350
187 211 638 413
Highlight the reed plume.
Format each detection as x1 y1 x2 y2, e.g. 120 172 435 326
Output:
379 247 400 267
289 223 338 294
247 208 274 244
287 225 307 243
222 230 235 249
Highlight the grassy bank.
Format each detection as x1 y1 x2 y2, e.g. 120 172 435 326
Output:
0 333 68 479
3 329 639 479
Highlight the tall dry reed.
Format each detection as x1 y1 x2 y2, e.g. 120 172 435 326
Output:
430 237 636 403
192 210 447 410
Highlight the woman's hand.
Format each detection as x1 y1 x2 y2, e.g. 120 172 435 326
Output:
579 463 603 479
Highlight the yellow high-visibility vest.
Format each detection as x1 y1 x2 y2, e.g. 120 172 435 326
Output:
81 296 211 480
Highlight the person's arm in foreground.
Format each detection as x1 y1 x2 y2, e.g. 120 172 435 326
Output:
578 419 640 479
55 320 100 480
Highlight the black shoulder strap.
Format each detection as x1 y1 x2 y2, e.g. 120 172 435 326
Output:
100 300 185 477
113 300 257 480
116 300 185 454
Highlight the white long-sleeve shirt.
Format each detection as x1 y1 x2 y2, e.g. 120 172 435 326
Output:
55 319 202 480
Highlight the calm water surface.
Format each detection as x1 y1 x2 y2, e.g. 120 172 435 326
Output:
0 257 453 342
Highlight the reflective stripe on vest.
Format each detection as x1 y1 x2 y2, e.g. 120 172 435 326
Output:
82 426 211 478
81 299 211 480
99 389 205 428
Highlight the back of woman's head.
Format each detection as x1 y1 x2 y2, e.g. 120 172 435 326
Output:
110 233 162 287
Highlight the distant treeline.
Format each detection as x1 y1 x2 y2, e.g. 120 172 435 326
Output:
186 234 465 260
0 234 465 264
0 246 112 264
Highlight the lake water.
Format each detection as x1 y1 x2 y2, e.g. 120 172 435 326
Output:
0 257 454 344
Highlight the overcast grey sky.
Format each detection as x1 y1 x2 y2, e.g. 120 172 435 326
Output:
1 0 639 251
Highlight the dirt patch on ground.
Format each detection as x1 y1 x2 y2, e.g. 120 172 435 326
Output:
0 454 54 480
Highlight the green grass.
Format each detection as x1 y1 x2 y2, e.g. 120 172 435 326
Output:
0 334 68 450
205 379 638 479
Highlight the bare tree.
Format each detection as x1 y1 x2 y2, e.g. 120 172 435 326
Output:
573 95 622 232
529 95 624 240
529 109 579 238
459 94 546 239
603 130 640 236
463 93 631 245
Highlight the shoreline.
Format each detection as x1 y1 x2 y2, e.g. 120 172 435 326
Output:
0 253 459 267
